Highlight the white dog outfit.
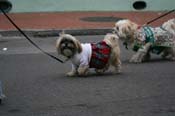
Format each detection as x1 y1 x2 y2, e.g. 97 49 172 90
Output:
70 41 111 70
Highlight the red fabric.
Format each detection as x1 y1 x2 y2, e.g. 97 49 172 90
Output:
89 41 111 69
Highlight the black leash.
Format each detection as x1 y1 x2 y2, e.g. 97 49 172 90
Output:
0 8 64 63
146 9 175 25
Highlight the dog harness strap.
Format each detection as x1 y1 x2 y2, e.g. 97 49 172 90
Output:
133 26 155 52
89 41 111 69
160 26 168 31
143 26 155 43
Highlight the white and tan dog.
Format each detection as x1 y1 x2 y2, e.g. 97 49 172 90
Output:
56 33 121 77
113 18 175 63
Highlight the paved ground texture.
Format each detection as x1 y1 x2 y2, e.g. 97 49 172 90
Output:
0 35 175 116
0 10 175 116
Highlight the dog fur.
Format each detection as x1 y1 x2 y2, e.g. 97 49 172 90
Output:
56 33 121 76
113 18 175 63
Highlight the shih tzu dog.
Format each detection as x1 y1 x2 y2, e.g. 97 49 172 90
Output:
113 18 175 63
56 33 121 77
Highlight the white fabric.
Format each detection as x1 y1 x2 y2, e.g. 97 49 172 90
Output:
70 43 92 69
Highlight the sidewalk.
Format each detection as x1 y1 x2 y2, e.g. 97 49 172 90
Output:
0 11 174 36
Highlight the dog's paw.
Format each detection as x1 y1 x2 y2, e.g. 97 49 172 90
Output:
161 53 175 61
129 54 142 63
78 67 89 76
169 56 175 61
112 69 121 74
116 67 122 74
130 52 146 63
66 71 77 77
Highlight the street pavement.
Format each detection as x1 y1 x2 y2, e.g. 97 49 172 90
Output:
0 35 175 116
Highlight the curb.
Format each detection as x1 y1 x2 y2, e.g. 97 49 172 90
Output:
0 28 113 37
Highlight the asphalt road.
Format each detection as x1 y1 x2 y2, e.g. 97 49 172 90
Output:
0 35 175 116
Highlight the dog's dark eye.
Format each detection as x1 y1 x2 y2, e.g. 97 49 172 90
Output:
61 43 66 47
116 27 119 31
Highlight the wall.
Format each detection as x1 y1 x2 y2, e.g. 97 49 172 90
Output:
8 0 175 13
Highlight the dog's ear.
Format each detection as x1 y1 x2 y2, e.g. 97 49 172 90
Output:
131 21 138 30
75 39 82 53
171 21 175 30
56 37 62 54
114 23 119 31
122 25 130 35
59 30 65 36
126 21 138 34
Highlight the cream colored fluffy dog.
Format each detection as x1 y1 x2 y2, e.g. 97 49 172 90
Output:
56 33 121 76
113 18 175 63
